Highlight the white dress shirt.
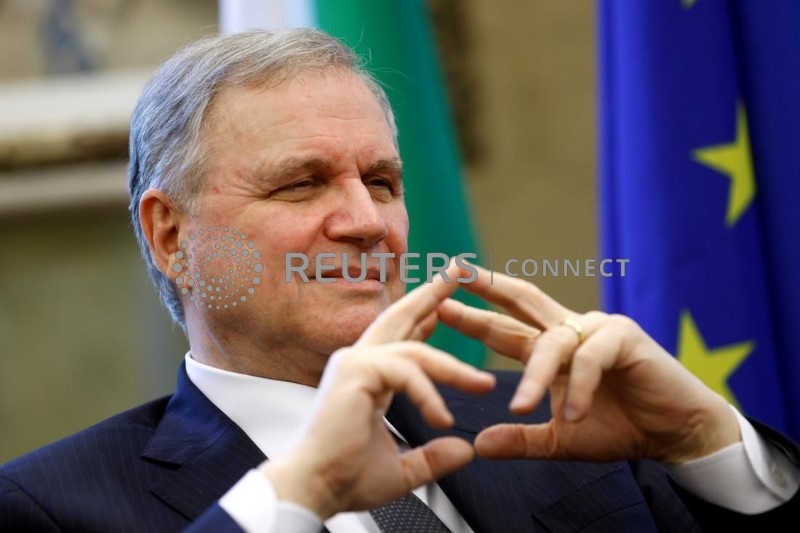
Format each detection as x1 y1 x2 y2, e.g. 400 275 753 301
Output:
185 353 799 533
186 353 473 533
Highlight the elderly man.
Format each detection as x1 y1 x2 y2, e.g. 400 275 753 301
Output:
1 29 798 532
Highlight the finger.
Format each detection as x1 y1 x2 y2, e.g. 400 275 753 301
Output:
437 298 541 362
358 261 461 346
511 313 606 414
458 262 570 330
397 437 474 491
376 357 455 428
408 310 438 342
475 423 559 460
563 321 620 422
371 343 494 427
389 342 496 394
508 326 578 414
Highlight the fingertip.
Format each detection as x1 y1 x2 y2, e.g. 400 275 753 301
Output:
509 385 541 414
403 437 475 489
437 298 463 315
509 394 527 412
509 400 534 415
447 437 475 462
426 436 475 473
560 393 585 423
447 439 475 470
440 409 455 428
475 370 497 389
562 403 579 423
474 426 510 459
423 404 454 429
449 366 496 394
443 259 462 281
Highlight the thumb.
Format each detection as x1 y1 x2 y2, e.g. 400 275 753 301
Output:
399 437 474 489
475 423 555 460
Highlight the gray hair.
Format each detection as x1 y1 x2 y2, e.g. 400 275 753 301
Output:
128 28 397 331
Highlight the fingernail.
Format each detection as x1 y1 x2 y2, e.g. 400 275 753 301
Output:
563 404 577 422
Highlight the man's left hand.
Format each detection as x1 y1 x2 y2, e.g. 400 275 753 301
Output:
438 264 741 465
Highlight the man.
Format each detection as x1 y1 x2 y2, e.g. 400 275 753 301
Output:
1 29 798 532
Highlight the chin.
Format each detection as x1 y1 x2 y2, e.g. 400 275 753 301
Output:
316 309 381 351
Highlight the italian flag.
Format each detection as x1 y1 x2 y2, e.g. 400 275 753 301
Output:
220 0 486 366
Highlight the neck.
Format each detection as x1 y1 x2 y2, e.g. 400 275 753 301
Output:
186 321 329 387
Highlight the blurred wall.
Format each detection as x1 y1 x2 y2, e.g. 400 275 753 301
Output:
0 203 189 461
0 0 218 79
0 0 597 461
457 0 598 368
0 0 216 463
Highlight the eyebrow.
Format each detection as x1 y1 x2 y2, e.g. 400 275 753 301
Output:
265 156 403 182
365 158 404 180
268 157 333 182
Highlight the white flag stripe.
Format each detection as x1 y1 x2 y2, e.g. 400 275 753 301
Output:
219 0 315 34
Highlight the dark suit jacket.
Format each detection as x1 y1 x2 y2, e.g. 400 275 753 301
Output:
1 365 798 532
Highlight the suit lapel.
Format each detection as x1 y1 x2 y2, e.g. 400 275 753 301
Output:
141 363 266 521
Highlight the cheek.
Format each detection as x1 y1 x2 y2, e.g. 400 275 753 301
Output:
242 225 321 290
385 207 409 252
386 211 409 299
176 226 266 311
239 207 320 252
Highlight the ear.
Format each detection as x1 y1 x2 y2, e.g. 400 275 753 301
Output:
139 189 184 281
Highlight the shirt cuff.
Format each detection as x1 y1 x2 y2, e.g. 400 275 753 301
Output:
219 469 322 533
668 405 800 514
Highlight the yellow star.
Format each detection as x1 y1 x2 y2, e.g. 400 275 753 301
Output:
683 0 698 9
676 310 753 408
693 103 756 227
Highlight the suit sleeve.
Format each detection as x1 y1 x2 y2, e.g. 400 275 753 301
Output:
0 475 60 532
187 470 322 533
630 418 800 530
187 503 245 533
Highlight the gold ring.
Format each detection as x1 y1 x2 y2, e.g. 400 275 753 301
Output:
561 317 585 344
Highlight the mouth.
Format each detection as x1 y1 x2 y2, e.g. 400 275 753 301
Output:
317 266 383 282
303 265 388 293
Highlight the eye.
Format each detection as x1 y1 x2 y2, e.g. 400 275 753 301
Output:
365 177 395 191
287 179 314 190
267 177 321 200
364 177 400 203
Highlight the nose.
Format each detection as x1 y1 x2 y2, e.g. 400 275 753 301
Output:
324 180 388 247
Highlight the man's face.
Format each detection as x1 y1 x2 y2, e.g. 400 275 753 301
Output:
181 71 408 366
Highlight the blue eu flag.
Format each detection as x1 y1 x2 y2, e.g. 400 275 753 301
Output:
598 0 800 438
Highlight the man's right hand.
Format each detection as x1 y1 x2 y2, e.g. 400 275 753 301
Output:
258 262 496 519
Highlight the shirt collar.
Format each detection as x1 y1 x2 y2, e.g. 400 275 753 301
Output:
184 352 318 460
185 352 409 461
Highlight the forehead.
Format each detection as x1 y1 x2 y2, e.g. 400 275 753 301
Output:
205 71 391 140
201 70 397 176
